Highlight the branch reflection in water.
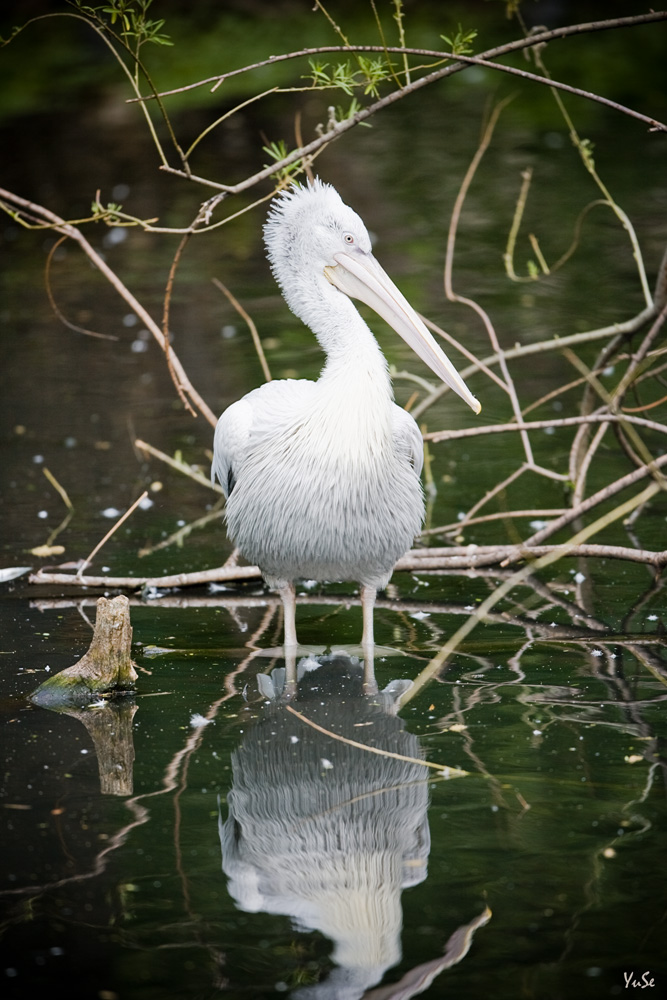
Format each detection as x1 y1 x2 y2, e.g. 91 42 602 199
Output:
220 652 432 998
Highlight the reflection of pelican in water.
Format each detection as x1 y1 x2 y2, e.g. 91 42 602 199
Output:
220 654 429 998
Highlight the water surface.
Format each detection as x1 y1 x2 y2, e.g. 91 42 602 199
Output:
1 12 666 998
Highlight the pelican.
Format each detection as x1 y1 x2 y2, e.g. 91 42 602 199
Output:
212 179 480 650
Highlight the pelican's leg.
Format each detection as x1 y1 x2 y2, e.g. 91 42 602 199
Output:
360 584 376 647
360 585 378 693
362 645 377 695
278 582 298 694
279 581 298 647
283 646 297 699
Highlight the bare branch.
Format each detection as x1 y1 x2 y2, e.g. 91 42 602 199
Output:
0 187 218 427
77 492 149 577
524 454 667 547
129 11 667 137
153 15 667 198
134 440 224 494
396 544 667 571
28 536 667 593
425 413 667 444
410 303 657 421
212 278 272 383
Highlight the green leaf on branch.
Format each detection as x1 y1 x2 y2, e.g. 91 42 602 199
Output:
305 56 391 99
72 0 172 46
357 56 391 97
578 137 596 172
262 140 302 182
440 24 478 56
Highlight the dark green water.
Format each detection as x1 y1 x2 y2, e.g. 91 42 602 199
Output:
1 5 667 998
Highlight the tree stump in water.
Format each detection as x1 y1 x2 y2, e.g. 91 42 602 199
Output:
30 595 137 709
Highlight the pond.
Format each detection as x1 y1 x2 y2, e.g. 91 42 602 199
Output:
1 6 666 999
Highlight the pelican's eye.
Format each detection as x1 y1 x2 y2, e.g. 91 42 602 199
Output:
343 233 355 245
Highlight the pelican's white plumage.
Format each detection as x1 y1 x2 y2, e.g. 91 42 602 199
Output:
212 180 479 648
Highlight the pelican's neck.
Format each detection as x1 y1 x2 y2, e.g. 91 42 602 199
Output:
311 292 393 405
276 267 394 425
309 305 395 461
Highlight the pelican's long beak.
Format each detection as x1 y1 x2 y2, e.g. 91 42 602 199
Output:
324 250 481 414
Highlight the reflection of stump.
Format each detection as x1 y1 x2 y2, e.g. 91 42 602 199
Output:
30 595 137 709
63 701 138 796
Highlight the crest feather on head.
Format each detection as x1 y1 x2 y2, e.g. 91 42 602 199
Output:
264 179 345 254
262 178 373 326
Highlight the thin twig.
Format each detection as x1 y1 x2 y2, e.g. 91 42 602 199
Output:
162 232 197 417
400 480 662 705
425 412 667 443
42 468 73 511
77 491 149 577
212 278 272 383
504 167 534 282
35 468 75 553
422 509 567 537
294 110 315 184
572 420 610 509
137 504 224 558
285 705 467 776
134 439 225 494
44 236 117 341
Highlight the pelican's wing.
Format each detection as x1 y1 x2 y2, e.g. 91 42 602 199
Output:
212 379 316 498
211 397 252 498
392 404 424 478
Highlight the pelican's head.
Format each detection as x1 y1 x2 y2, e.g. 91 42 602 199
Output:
264 179 481 414
264 178 372 288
